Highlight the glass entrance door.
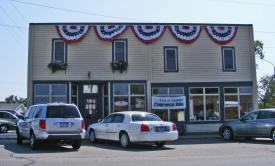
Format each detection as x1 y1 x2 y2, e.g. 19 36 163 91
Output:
82 84 99 126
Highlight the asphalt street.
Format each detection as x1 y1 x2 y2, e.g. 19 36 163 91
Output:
0 138 275 166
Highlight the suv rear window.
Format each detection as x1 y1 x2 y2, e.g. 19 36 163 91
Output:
46 106 80 118
132 114 161 122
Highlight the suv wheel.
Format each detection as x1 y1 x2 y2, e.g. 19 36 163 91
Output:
72 141 81 150
120 132 130 148
0 124 8 133
155 142 166 147
89 130 97 143
30 133 38 150
16 129 23 144
222 128 233 141
271 129 275 142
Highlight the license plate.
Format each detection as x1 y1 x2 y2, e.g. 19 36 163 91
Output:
155 126 169 132
59 122 70 128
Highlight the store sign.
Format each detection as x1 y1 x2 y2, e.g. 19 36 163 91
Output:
152 96 186 109
225 101 239 107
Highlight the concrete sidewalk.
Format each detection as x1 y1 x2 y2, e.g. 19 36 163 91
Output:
0 131 221 140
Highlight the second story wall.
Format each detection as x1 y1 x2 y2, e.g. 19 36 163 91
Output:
29 24 254 83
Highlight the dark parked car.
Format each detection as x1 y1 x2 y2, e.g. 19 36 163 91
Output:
0 109 24 119
219 109 275 142
0 111 19 133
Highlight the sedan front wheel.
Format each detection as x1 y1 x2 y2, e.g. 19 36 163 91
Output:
271 129 275 142
89 130 97 143
222 128 233 141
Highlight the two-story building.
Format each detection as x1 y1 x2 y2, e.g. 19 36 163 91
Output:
27 23 257 134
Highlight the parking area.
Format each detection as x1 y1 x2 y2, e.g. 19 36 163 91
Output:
0 133 275 166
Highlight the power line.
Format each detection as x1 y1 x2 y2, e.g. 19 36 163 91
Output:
255 31 275 34
0 23 27 29
9 0 28 24
213 0 275 7
256 56 275 67
9 0 146 22
0 5 25 35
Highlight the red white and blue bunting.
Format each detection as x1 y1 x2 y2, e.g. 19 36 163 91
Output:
131 25 166 44
56 25 91 43
94 25 128 41
205 26 238 45
55 24 238 45
169 25 202 44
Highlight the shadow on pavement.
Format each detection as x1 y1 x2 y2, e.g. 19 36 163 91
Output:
170 137 275 145
0 140 77 154
84 140 174 152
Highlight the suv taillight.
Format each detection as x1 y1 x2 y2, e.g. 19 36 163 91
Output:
39 120 46 129
81 120 85 130
172 123 177 131
140 123 150 132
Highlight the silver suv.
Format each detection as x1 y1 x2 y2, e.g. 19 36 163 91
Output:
16 103 86 150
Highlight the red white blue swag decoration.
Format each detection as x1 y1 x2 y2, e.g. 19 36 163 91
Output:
132 25 166 44
56 25 91 43
205 26 238 45
169 25 202 44
94 25 128 41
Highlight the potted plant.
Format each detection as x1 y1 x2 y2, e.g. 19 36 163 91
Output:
110 61 128 73
48 61 68 73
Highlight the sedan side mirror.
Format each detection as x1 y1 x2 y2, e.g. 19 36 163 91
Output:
98 119 102 123
240 118 245 122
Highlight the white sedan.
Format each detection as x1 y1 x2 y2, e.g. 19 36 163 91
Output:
87 111 178 147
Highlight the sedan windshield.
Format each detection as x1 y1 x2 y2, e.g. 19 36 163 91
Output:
132 113 161 122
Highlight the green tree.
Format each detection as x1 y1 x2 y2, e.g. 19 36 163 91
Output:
5 95 27 107
258 75 275 108
254 40 264 59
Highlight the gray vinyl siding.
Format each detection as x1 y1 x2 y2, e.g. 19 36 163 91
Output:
30 25 149 81
151 26 253 82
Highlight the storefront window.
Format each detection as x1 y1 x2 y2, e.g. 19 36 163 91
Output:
154 109 168 121
206 96 220 120
152 87 185 122
189 87 220 121
34 84 67 104
224 87 253 120
113 83 145 112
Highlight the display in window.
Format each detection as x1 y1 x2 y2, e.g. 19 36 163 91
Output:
130 97 145 111
114 96 129 112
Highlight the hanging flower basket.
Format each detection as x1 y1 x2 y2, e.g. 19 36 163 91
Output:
48 62 68 73
110 61 128 73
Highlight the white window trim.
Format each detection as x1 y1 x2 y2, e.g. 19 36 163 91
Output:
189 87 220 121
151 87 185 121
224 87 253 120
113 83 146 112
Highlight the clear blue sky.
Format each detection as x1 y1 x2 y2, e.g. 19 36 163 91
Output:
0 0 274 101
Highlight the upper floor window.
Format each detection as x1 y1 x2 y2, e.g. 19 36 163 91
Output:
222 47 236 72
164 46 178 72
52 39 67 63
113 39 127 62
